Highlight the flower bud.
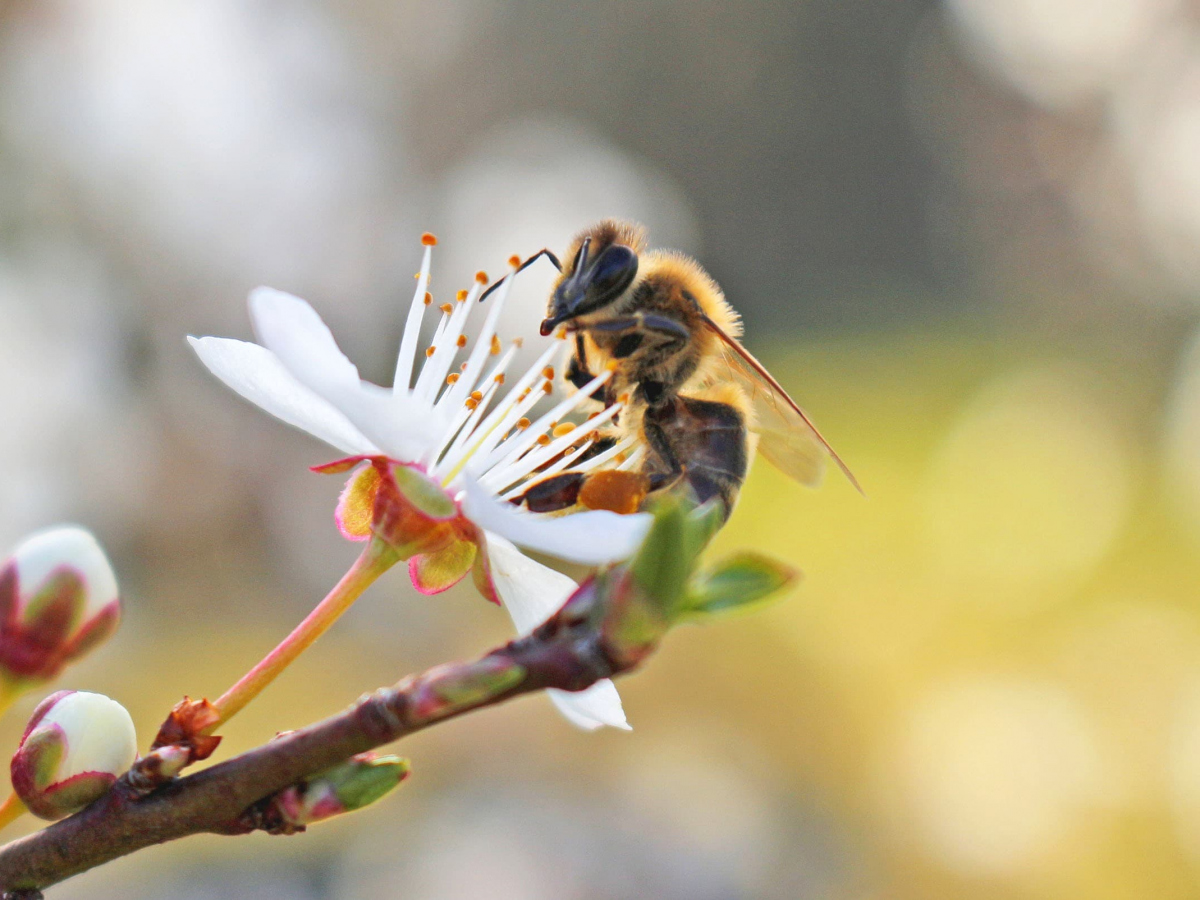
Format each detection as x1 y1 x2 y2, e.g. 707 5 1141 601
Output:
11 690 137 820
0 526 121 687
274 753 410 827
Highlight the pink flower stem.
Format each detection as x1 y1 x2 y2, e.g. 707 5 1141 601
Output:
206 539 400 732
0 793 26 832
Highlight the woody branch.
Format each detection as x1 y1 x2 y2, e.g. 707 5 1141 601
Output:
0 580 640 896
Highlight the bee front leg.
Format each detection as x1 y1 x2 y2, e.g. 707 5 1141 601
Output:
565 332 594 391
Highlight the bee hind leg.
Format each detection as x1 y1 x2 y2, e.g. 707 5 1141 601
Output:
511 472 585 512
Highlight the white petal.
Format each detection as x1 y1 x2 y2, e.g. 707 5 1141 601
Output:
483 532 630 731
246 288 448 462
331 381 451 464
484 530 577 633
248 288 362 396
463 479 652 566
189 336 379 456
549 682 630 731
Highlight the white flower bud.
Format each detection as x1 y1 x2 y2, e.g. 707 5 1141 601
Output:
11 690 138 820
0 526 121 685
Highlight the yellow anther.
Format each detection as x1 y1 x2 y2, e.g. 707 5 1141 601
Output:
456 289 468 302
423 291 432 306
553 423 575 438
446 373 460 385
517 417 531 430
425 346 436 358
421 232 438 246
456 334 468 348
470 390 483 402
465 397 479 410
440 303 453 314
490 335 502 355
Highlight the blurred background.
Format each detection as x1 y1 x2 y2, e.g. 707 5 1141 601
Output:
0 0 1198 896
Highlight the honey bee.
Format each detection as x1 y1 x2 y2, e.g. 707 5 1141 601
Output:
484 219 860 520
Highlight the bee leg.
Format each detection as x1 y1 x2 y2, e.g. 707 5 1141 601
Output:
512 472 585 512
565 332 594 390
641 415 686 486
479 248 563 303
587 314 690 347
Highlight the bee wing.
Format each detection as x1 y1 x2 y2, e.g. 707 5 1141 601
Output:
700 316 862 493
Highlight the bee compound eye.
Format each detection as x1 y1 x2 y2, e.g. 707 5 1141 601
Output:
589 245 638 298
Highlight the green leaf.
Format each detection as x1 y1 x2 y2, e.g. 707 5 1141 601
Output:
630 495 693 611
325 755 411 812
680 552 801 620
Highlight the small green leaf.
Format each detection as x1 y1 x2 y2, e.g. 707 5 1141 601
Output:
630 495 692 611
324 755 411 812
681 552 801 620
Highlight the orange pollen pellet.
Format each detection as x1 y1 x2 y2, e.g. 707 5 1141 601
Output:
542 366 554 379
439 303 453 314
553 423 575 437
517 417 531 430
470 391 483 402
536 434 551 446
465 398 479 410
425 346 436 358
508 254 521 268
475 271 488 285
618 393 630 405
456 334 468 348
542 383 553 394
421 232 438 246
493 373 505 384
615 452 628 464
555 328 568 340
456 289 468 302
490 335 502 355
446 373 460 384
605 359 619 371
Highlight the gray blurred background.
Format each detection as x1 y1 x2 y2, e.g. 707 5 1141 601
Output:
4 1 1200 898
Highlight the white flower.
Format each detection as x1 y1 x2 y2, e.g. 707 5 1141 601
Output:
189 235 650 730
0 526 121 686
11 690 138 820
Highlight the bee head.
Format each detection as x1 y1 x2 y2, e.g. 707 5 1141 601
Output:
540 229 641 336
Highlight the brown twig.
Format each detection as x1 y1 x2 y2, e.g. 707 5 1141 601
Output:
0 584 631 894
